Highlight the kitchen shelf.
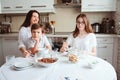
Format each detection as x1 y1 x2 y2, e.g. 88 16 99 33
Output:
54 3 81 8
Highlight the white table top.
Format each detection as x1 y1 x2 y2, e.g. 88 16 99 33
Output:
0 54 117 80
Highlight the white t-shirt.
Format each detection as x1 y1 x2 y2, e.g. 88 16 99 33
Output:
27 35 50 50
66 33 97 52
18 27 31 49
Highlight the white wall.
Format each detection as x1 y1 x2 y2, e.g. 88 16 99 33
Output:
49 7 112 32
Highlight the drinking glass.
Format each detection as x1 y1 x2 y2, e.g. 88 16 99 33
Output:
5 55 15 65
49 50 59 58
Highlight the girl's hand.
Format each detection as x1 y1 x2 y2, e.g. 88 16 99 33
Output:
60 42 68 53
60 46 67 53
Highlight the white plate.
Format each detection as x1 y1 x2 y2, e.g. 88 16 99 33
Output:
13 61 33 71
13 61 33 68
12 57 34 70
13 65 33 71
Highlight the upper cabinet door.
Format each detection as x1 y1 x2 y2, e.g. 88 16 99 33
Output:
81 0 116 12
0 1 1 13
28 0 55 13
1 0 55 14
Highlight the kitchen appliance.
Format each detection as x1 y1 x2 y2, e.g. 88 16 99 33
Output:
101 18 115 34
62 0 72 3
0 22 11 34
91 23 101 33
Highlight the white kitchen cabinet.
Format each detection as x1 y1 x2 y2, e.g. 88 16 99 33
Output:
0 38 4 66
81 0 116 12
97 37 113 65
1 0 29 14
28 0 54 13
0 1 1 13
2 37 22 62
117 37 120 79
1 0 55 14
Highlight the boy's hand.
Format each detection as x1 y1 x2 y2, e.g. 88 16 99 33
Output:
32 38 40 43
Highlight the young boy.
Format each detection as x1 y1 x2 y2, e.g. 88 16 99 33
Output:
27 23 51 56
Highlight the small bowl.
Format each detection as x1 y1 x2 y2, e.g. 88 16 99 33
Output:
36 57 58 67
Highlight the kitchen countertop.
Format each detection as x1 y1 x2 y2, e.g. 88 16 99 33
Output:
0 32 119 38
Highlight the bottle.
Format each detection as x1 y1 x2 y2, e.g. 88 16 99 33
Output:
51 25 55 34
105 18 110 34
50 21 55 34
7 25 11 33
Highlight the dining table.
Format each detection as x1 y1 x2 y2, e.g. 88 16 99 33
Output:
0 53 117 80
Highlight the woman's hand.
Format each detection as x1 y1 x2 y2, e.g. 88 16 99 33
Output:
23 50 32 57
20 47 32 57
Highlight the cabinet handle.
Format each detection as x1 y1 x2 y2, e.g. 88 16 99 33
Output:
5 38 18 40
31 5 46 8
88 4 104 6
98 46 107 48
88 4 94 6
3 7 11 9
104 40 107 41
15 6 23 8
104 59 107 61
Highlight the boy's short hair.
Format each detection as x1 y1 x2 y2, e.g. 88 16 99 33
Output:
31 23 44 33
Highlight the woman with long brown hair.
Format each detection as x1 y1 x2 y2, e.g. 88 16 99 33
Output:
60 13 97 56
18 10 41 57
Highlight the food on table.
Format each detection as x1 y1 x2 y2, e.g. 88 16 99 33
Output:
69 54 78 62
38 58 57 63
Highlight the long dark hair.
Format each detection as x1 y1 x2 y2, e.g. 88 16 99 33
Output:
20 10 40 29
73 13 93 38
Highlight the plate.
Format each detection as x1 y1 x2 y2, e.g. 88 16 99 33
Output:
12 58 33 70
13 65 33 71
12 60 33 70
13 61 33 68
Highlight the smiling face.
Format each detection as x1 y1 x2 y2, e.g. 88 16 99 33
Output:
31 28 42 38
30 12 39 25
76 17 85 31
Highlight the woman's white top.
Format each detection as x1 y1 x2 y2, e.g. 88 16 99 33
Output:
27 35 50 50
18 27 32 49
66 33 97 52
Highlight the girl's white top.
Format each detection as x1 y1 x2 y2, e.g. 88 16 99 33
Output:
66 33 97 52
